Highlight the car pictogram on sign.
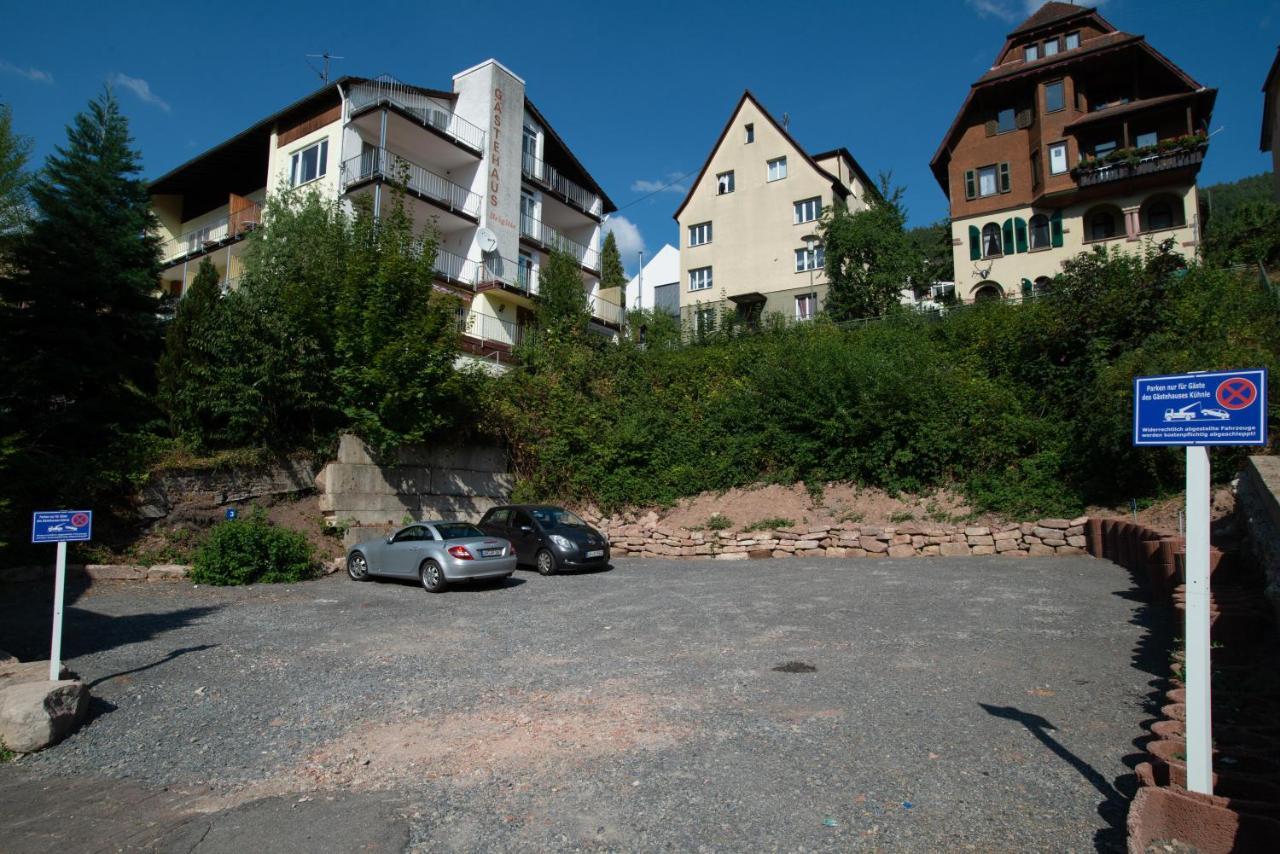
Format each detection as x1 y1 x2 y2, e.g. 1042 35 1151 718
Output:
1216 377 1258 411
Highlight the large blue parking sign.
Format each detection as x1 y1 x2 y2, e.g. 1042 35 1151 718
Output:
31 510 93 544
1134 369 1268 446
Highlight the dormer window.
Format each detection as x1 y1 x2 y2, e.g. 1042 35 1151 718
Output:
1043 38 1059 57
1024 44 1039 62
1065 31 1080 50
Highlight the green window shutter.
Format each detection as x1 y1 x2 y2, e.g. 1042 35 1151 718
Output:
1002 218 1014 253
968 225 981 260
998 162 1011 193
964 170 976 200
1014 217 1028 253
1050 210 1064 247
1021 278 1033 296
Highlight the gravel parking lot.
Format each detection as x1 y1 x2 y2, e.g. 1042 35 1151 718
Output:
0 555 1165 852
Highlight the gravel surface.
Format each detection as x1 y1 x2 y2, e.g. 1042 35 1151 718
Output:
0 555 1167 851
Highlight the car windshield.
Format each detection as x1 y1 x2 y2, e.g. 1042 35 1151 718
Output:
530 508 587 529
434 523 485 540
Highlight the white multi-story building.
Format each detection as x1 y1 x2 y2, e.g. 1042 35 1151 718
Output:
623 243 680 316
149 60 619 367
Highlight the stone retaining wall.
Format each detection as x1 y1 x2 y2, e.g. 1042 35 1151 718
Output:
588 515 1091 560
1237 455 1280 624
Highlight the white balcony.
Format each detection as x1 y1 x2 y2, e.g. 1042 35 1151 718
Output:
519 213 599 271
159 201 262 266
341 149 481 220
521 151 603 218
348 76 486 154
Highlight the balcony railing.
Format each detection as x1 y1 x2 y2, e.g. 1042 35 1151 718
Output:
457 307 526 349
519 213 599 271
431 247 477 285
588 293 625 327
341 149 481 219
521 151 603 218
159 202 262 265
1074 144 1207 188
348 76 486 153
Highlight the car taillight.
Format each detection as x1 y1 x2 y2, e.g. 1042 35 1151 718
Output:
448 545 474 560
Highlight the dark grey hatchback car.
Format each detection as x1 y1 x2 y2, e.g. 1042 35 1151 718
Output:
478 505 610 575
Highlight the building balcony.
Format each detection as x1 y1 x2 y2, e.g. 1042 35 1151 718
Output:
159 201 262 267
457 307 526 361
587 293 625 328
519 213 599 272
1073 140 1207 188
341 149 481 220
347 76 486 154
521 151 603 219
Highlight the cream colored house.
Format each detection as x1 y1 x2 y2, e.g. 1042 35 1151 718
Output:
673 92 875 330
149 60 619 370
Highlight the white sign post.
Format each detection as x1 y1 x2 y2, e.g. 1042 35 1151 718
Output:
1133 369 1268 798
1183 446 1213 794
31 510 93 682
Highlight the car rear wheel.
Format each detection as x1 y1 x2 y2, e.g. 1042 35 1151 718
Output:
420 559 448 593
535 548 558 576
348 552 370 581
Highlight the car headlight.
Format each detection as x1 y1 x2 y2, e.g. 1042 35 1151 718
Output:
549 534 575 551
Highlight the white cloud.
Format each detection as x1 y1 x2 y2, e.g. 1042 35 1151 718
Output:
0 60 53 84
967 0 1107 23
602 214 646 263
109 73 170 112
630 172 689 194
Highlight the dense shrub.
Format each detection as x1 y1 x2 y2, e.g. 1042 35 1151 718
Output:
489 242 1278 517
190 509 316 586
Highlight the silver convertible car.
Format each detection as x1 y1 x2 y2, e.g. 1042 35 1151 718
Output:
346 521 516 593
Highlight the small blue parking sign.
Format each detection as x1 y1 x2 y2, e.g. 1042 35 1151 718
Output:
32 510 93 544
1134 369 1268 446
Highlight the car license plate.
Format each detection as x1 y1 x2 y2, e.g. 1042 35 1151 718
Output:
480 548 502 557
586 549 604 558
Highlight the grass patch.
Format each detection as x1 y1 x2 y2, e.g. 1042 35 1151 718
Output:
741 517 795 533
706 514 733 531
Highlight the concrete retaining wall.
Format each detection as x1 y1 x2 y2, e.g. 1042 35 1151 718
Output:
319 434 512 542
1238 455 1280 623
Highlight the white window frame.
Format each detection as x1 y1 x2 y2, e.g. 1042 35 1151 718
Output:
1048 141 1069 175
795 293 816 321
689 266 713 291
767 156 788 182
688 221 712 247
717 171 735 195
744 123 754 144
794 246 824 273
289 138 329 188
977 164 999 197
793 196 821 224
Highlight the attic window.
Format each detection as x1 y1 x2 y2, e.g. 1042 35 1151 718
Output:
1065 31 1080 50
997 108 1016 133
1024 44 1039 62
745 123 755 144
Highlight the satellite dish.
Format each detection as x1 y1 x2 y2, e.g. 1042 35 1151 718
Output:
476 227 498 254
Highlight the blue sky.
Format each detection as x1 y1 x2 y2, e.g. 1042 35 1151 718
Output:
2 0 1276 273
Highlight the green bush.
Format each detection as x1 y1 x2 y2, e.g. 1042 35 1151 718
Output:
190 509 316 586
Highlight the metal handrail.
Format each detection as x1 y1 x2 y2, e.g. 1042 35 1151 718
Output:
456 307 526 348
587 293 625 326
341 149 481 218
159 201 262 265
519 213 599 270
521 151 603 218
348 76 486 152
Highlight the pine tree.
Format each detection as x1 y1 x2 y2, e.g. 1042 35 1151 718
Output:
0 103 32 249
0 87 162 528
600 230 626 293
157 257 222 440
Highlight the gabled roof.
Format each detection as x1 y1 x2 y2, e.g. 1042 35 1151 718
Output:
811 147 882 202
1009 1 1094 37
672 90 857 221
1262 46 1280 152
524 98 617 215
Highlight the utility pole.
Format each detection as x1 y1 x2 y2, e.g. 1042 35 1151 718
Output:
636 249 644 310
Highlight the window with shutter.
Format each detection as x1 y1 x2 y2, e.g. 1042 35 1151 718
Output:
968 225 981 260
998 162 1011 193
1050 210 1064 247
1014 218 1028 253
1002 219 1014 253
964 170 976 200
984 119 998 137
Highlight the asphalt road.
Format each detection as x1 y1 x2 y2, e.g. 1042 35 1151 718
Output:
0 555 1168 852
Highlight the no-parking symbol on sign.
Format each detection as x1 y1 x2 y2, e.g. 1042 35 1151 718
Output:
1133 369 1268 446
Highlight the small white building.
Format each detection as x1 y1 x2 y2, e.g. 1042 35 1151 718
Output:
624 244 680 316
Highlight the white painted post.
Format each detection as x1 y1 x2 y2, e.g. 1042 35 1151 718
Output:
1184 445 1213 794
49 540 67 682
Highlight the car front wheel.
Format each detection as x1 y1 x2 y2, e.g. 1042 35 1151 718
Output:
535 548 558 576
348 552 370 581
420 559 448 593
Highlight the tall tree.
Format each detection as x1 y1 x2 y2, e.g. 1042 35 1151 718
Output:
0 88 162 538
157 257 223 441
529 246 590 354
819 175 920 321
600 230 626 293
0 103 32 247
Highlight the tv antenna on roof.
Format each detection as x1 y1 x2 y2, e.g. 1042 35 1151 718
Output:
782 112 790 131
306 52 345 84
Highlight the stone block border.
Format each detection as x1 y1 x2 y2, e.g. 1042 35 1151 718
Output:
589 515 1093 561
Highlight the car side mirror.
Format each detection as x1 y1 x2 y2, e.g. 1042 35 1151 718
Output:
387 534 395 544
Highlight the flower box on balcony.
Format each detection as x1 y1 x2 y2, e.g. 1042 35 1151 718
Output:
1071 135 1208 186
